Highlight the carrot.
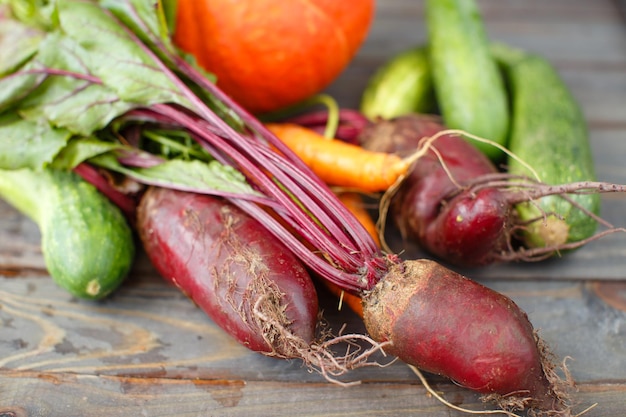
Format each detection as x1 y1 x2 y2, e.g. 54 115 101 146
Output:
265 122 410 192
322 191 379 318
323 280 364 318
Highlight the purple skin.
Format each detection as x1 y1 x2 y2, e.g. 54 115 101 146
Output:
360 114 511 267
363 259 558 411
137 186 318 354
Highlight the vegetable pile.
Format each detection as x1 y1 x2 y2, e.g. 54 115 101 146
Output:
278 2 626 271
1 0 623 416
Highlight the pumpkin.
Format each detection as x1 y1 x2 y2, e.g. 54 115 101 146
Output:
173 0 375 114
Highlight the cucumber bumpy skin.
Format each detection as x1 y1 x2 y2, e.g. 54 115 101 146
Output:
0 168 135 299
360 45 436 120
425 0 510 161
492 43 600 248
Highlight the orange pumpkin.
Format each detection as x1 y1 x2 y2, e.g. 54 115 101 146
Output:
173 0 375 114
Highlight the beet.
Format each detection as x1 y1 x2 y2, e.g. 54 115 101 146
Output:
363 259 567 412
125 72 582 412
361 114 512 266
137 186 318 355
360 114 626 267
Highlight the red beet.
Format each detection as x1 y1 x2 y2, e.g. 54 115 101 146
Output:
360 114 626 268
360 114 512 266
137 186 318 355
363 259 566 412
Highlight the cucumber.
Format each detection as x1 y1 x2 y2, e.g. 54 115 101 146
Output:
425 0 509 160
0 168 135 299
492 43 600 248
360 45 436 120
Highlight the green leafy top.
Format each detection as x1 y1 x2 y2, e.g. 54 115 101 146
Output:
0 0 255 196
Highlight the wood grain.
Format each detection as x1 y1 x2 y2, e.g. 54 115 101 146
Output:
3 371 624 417
1 0 626 415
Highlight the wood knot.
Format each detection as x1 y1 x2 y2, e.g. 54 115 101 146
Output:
0 407 28 417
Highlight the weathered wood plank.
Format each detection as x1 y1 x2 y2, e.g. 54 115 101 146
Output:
1 271 626 385
1 371 621 417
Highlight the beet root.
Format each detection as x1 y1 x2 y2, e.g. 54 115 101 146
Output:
360 114 626 267
361 114 512 266
362 259 570 413
137 187 318 356
421 187 512 267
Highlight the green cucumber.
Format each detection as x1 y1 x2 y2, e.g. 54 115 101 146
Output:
360 45 436 120
0 168 135 299
425 0 509 160
492 43 600 248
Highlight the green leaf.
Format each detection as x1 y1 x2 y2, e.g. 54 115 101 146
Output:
1 0 57 31
0 15 47 112
17 33 137 135
91 152 262 197
0 111 71 169
50 136 124 169
0 17 45 76
160 0 178 35
9 0 192 136
0 60 47 112
100 0 178 61
56 0 190 106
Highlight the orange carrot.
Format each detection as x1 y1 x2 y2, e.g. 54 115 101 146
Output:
337 192 381 247
322 192 382 318
324 282 364 317
265 123 410 192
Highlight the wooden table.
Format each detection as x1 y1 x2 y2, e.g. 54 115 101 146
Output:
2 1 626 415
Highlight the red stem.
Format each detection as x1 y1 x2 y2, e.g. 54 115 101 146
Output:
134 104 389 292
73 162 137 223
282 108 372 144
91 9 390 292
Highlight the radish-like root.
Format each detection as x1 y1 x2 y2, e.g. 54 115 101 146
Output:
137 186 392 386
410 361 596 417
362 259 575 415
449 175 626 263
482 335 575 416
408 365 524 417
362 115 626 266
